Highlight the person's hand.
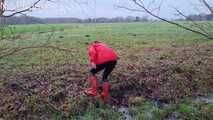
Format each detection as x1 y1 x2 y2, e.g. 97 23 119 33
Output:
90 63 96 69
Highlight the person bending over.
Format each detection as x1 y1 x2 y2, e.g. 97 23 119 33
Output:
84 41 117 101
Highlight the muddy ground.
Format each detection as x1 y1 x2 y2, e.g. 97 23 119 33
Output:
0 44 213 119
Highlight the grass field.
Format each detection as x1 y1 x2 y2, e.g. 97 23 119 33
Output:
0 22 213 119
1 22 211 68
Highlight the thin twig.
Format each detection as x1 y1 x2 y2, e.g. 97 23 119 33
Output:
115 5 145 12
120 0 213 39
0 45 76 59
173 7 210 35
2 0 53 17
200 0 213 14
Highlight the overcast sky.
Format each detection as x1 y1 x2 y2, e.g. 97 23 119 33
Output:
6 0 211 19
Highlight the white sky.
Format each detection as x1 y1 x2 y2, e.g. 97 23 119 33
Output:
5 0 212 19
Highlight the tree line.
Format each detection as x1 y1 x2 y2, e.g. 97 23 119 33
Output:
0 14 212 25
0 16 149 25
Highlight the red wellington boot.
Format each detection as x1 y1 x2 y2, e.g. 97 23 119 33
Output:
84 76 98 96
100 82 110 101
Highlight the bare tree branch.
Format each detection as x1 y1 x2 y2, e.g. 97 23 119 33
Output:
121 0 213 39
3 0 42 17
200 0 213 14
173 7 210 35
0 0 54 17
0 0 5 16
115 5 145 12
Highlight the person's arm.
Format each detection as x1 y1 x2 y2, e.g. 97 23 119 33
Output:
88 45 97 68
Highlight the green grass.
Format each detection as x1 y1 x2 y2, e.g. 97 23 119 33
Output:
51 102 123 120
129 98 213 120
72 106 123 120
0 22 212 70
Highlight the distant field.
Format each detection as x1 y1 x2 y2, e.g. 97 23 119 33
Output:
0 22 212 69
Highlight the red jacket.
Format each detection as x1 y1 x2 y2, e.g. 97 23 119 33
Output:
88 42 117 65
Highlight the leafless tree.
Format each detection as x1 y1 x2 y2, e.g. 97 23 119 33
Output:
118 0 213 39
0 0 55 17
0 0 73 60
